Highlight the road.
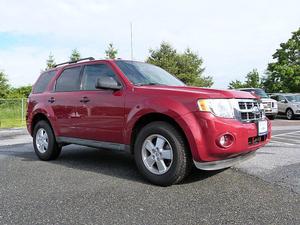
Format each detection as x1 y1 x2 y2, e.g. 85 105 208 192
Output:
0 120 299 225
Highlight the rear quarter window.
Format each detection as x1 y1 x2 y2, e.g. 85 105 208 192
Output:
32 70 56 94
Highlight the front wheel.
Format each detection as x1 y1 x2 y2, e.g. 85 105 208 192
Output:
33 120 61 161
134 121 191 186
286 109 294 120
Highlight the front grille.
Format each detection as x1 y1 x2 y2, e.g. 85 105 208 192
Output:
248 134 268 145
237 99 263 123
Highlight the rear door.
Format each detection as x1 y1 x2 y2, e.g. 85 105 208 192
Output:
49 66 83 137
75 63 125 143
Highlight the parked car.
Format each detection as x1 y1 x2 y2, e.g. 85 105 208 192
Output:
270 93 300 120
237 88 278 120
27 58 271 186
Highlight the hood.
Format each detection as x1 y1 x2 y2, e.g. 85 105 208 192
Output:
135 85 257 99
261 98 277 103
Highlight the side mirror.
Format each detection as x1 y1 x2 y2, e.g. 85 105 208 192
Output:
95 76 122 91
280 99 287 103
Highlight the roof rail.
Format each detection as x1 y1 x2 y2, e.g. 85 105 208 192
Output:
54 57 95 67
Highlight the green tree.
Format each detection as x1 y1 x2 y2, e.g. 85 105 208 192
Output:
70 49 81 61
105 43 118 59
263 28 300 93
0 71 10 98
228 69 262 89
228 80 247 89
7 85 32 98
146 42 213 87
46 53 56 70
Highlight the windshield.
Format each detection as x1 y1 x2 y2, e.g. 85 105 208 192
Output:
115 61 185 86
285 95 300 102
243 89 269 98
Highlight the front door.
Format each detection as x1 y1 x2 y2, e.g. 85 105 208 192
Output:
277 95 286 113
76 63 125 143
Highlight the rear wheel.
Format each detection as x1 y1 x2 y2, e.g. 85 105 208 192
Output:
134 121 191 186
33 120 61 160
286 109 294 120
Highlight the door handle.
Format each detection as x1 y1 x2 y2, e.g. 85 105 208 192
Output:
80 97 90 103
48 97 55 103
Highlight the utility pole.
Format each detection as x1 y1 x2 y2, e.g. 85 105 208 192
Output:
130 22 133 60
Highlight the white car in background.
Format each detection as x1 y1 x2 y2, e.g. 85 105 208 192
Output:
270 94 300 120
238 88 278 120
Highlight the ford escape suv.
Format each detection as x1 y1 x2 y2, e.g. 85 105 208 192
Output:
27 58 271 186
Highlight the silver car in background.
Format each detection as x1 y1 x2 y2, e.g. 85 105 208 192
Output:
270 94 300 120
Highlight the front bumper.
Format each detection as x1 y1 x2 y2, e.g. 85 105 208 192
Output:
178 111 271 162
264 108 278 116
193 151 256 170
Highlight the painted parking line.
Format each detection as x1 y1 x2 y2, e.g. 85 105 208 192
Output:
269 140 296 146
270 130 300 145
272 136 300 144
272 130 300 137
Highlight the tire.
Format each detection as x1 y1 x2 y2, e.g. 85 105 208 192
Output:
267 115 276 120
33 120 61 161
134 121 192 186
286 108 294 120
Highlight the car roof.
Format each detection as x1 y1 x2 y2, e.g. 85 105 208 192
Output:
44 58 144 72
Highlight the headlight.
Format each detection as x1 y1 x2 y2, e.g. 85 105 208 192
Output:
197 99 235 118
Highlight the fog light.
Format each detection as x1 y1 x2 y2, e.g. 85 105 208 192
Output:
217 133 234 148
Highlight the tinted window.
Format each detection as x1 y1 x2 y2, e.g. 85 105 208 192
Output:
55 67 82 92
271 95 278 101
33 71 56 93
82 64 119 90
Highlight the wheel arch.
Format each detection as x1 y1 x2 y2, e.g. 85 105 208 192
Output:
31 113 54 135
129 112 191 155
286 107 294 113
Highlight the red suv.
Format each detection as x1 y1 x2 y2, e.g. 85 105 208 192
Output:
27 58 271 186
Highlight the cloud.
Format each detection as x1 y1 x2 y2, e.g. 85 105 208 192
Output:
0 0 299 88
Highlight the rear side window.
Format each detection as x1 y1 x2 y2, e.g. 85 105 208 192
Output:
33 71 56 93
81 64 119 90
55 67 82 92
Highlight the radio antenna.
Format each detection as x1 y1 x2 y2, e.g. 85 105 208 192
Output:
130 22 133 60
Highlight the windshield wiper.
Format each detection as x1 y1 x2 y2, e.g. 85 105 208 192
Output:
135 82 161 86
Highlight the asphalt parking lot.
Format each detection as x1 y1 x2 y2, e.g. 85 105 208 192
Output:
0 119 299 225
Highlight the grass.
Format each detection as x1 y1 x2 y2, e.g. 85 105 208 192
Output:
0 99 27 128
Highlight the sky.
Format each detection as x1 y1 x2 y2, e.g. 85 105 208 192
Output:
0 0 299 89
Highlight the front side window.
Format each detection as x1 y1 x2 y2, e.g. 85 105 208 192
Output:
81 64 119 90
33 70 56 93
55 67 82 92
115 60 185 86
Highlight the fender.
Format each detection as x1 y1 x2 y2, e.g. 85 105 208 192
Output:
31 102 60 137
123 96 203 158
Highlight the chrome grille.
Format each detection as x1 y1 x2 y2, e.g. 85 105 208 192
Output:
236 99 264 123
